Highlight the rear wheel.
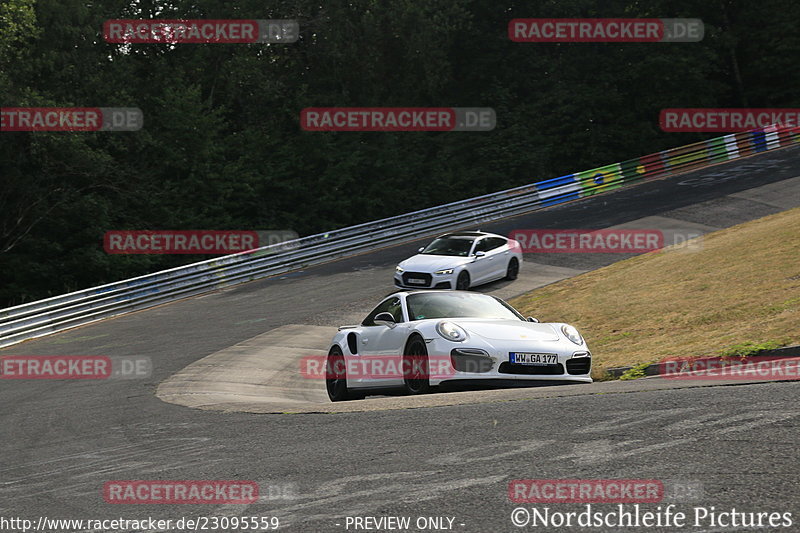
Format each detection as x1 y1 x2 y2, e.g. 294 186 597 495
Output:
403 335 430 395
505 258 519 281
326 346 362 401
455 271 470 290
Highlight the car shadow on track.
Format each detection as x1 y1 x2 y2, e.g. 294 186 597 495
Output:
363 379 581 399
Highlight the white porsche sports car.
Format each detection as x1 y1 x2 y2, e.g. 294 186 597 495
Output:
326 290 591 401
394 231 523 290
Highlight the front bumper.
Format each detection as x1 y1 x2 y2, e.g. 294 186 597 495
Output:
427 340 592 384
394 271 454 289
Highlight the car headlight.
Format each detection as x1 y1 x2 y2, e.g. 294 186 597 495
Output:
561 325 584 345
436 321 467 342
434 268 454 275
396 266 404 273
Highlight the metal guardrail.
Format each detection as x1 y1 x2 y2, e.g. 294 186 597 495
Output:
1 124 798 348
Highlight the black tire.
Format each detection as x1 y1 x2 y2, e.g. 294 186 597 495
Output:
326 346 360 401
505 258 519 281
455 271 470 291
403 335 430 395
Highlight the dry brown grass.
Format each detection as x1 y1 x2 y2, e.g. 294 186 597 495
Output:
510 207 800 378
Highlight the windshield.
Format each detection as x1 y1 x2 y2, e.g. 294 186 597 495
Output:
406 292 524 321
420 237 474 256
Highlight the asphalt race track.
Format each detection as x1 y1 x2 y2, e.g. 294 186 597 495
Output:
2 145 800 532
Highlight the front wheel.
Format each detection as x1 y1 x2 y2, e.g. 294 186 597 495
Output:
505 258 519 281
403 336 430 395
326 346 361 401
455 271 470 291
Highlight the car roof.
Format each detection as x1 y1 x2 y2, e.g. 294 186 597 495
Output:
388 289 484 297
439 231 508 239
440 231 487 238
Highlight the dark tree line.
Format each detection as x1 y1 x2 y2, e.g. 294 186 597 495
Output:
1 0 798 306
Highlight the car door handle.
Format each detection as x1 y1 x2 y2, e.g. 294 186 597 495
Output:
362 338 368 343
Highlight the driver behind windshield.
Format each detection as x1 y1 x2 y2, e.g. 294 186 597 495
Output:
407 293 522 321
420 237 474 257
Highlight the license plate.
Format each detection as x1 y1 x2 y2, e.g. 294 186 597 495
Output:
407 278 426 285
510 352 558 365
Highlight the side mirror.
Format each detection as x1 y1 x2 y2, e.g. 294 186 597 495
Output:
526 316 539 323
474 251 486 258
418 247 425 253
374 312 397 328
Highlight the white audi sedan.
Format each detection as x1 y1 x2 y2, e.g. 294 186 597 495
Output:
394 231 523 290
326 290 591 401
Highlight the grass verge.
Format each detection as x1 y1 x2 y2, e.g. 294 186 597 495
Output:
510 207 800 379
